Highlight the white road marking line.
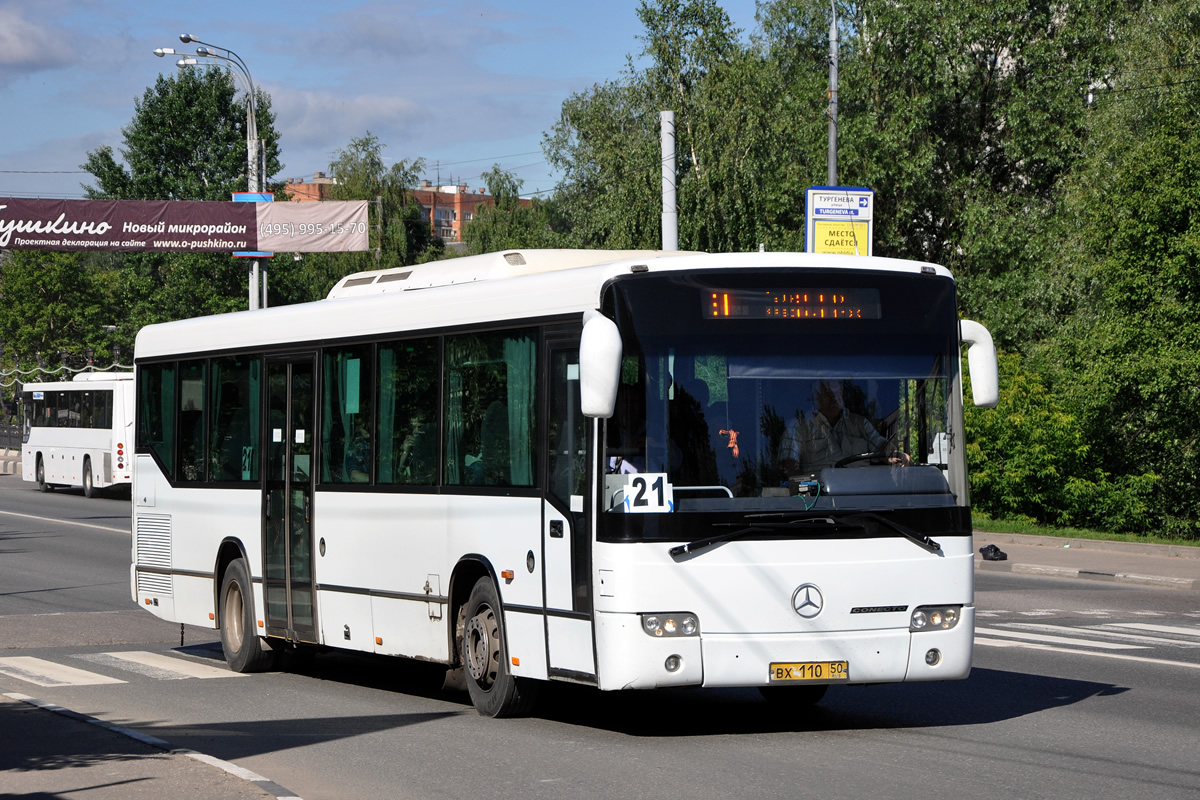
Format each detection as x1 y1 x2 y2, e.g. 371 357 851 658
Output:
0 509 127 534
76 651 242 680
0 656 126 686
1107 622 1200 638
1002 623 1200 648
975 638 1200 670
976 626 1147 650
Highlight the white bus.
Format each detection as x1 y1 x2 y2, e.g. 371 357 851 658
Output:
22 372 136 497
131 249 998 717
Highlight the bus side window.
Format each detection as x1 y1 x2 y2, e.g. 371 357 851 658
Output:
137 363 177 480
178 361 207 482
378 338 439 486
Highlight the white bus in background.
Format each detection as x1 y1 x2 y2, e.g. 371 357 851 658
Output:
130 249 998 717
22 372 135 497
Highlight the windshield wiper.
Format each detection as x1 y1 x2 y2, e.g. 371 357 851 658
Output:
668 517 866 558
843 512 943 555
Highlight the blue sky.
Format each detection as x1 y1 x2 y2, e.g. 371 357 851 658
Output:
0 0 760 200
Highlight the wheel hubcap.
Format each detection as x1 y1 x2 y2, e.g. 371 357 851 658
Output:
464 606 499 688
226 584 244 647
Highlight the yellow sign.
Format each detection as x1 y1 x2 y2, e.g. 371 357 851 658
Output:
813 220 870 255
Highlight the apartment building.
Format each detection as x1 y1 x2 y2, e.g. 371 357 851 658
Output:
284 174 529 243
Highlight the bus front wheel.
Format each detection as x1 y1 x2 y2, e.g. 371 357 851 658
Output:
461 576 537 717
36 457 52 493
219 558 277 673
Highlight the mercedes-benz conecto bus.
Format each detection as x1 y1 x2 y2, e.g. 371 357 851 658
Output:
130 249 998 717
23 372 135 497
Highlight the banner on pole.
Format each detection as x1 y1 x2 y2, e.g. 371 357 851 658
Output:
0 198 369 253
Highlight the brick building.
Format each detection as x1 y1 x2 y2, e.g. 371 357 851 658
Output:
283 173 528 243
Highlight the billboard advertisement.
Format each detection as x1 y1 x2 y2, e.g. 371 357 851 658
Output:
0 198 369 253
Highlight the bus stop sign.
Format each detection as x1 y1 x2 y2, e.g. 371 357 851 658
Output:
805 187 874 256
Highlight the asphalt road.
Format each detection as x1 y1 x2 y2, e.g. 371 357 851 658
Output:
2 478 1199 800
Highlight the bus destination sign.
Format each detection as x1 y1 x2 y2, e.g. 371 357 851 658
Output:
707 288 882 320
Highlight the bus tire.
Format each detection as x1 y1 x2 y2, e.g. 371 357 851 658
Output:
83 458 95 498
36 456 52 493
219 558 276 673
461 576 538 717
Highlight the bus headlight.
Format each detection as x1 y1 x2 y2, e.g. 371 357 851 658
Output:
910 605 960 632
641 613 699 637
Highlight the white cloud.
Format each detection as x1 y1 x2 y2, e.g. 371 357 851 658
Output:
0 5 73 75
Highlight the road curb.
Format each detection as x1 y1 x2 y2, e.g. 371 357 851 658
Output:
4 692 304 800
975 558 1200 590
974 530 1200 560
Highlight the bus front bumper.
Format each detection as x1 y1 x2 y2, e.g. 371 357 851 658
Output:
595 607 975 690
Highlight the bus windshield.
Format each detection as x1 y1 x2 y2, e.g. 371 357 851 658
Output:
601 269 967 520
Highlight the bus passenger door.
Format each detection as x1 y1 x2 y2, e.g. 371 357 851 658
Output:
544 336 595 679
263 356 318 645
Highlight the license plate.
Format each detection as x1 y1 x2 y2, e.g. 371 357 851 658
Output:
769 660 849 682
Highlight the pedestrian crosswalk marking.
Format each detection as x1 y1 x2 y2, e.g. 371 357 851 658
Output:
975 626 1147 650
0 656 126 687
975 638 1200 670
1107 622 1200 638
1005 623 1200 648
75 651 242 680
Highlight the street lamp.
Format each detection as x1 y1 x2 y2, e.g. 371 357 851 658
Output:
154 35 266 310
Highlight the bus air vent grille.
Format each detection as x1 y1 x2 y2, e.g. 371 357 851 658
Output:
136 514 172 569
137 571 172 596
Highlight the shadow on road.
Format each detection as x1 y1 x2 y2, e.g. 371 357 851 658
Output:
177 641 1123 738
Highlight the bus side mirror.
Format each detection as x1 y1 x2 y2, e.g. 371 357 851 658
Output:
960 319 999 408
580 311 622 418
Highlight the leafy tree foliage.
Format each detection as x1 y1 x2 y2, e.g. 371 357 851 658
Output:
74 67 285 329
461 166 566 254
965 353 1156 532
81 67 281 201
0 251 108 368
1039 0 1200 537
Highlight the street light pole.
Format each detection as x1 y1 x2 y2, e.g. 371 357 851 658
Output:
155 36 265 310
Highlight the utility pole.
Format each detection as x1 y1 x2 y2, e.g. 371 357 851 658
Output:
661 110 678 252
828 1 839 186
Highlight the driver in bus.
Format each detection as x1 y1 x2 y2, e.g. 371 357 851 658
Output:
784 380 907 473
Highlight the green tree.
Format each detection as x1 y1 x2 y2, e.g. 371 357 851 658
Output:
965 352 1156 531
81 67 281 201
461 166 566 253
78 66 285 322
1041 0 1200 538
0 251 109 370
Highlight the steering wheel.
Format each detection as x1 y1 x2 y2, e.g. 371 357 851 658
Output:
833 450 889 468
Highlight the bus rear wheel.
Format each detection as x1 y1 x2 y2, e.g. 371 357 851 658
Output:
36 457 52 493
219 557 277 673
83 458 96 498
461 576 537 717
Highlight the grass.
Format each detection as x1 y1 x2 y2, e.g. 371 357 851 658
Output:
972 512 1200 548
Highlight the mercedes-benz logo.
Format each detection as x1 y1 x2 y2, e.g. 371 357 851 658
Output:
792 583 824 618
